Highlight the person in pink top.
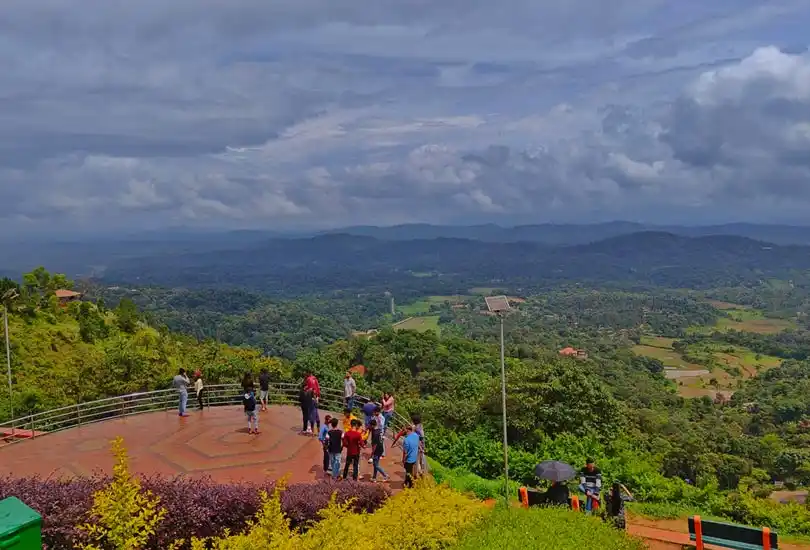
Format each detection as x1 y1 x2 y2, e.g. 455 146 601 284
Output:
381 392 395 436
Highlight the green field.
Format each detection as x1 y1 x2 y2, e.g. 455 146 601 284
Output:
393 316 441 333
469 287 501 295
633 335 784 397
398 295 468 315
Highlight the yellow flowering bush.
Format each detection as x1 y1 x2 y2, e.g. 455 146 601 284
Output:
79 437 169 550
202 478 486 550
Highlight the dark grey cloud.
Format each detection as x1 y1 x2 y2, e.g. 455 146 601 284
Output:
1 0 810 233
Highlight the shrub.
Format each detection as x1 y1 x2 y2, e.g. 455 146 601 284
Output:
451 506 647 550
206 478 486 549
0 472 388 549
429 459 519 500
79 437 167 550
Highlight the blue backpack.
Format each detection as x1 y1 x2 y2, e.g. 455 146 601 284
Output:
243 392 256 412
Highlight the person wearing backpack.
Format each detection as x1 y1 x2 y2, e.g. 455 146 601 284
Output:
243 390 259 434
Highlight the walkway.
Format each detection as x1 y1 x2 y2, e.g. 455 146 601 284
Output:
0 405 408 488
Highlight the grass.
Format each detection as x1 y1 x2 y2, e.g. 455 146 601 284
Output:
469 287 500 295
451 506 646 550
707 299 751 310
633 335 783 397
429 459 518 501
631 336 703 371
393 316 441 333
398 295 467 315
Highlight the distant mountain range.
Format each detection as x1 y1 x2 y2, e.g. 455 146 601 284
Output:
321 222 810 246
4 223 810 287
91 231 810 294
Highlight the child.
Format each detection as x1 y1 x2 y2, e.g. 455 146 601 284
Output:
318 414 333 473
243 390 259 435
342 408 358 433
369 419 389 483
342 419 365 481
325 417 343 481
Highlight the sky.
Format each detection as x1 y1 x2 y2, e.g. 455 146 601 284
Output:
2 0 810 234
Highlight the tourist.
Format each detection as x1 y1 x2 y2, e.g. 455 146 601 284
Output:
344 371 357 410
369 419 390 483
342 418 364 481
325 417 343 481
173 368 190 417
258 368 270 412
243 389 259 435
411 413 427 476
318 414 333 474
381 392 395 435
241 372 255 393
342 408 358 433
402 424 420 488
299 385 315 434
194 370 204 410
304 371 322 430
539 481 570 506
369 407 386 462
362 400 377 428
578 458 603 512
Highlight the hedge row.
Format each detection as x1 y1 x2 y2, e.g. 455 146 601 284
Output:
0 475 389 549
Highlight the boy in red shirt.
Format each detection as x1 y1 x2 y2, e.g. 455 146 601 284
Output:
342 419 365 481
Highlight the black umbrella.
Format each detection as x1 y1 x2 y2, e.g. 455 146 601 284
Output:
534 461 576 483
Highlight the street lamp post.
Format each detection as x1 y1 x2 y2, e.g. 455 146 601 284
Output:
485 295 511 507
2 289 18 435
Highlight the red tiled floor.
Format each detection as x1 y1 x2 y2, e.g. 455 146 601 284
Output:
0 405 408 490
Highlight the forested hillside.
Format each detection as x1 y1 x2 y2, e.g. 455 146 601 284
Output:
0 270 286 421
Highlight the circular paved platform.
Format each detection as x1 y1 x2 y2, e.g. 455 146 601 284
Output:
0 405 408 489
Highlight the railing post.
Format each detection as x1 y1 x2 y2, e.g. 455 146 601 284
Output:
28 414 34 439
77 404 82 427
694 515 704 550
762 527 771 550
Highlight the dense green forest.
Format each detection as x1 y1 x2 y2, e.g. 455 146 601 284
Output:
8 265 810 534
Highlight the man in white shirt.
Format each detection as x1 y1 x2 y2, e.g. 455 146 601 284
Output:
344 372 357 411
172 368 190 417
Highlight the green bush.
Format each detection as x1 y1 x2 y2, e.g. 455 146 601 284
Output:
429 459 519 500
451 506 646 550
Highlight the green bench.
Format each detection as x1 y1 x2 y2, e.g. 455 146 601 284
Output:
688 516 777 550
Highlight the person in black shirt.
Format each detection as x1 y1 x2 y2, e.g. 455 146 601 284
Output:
241 372 255 393
324 418 343 480
258 368 270 411
540 481 570 506
299 386 314 434
369 419 390 483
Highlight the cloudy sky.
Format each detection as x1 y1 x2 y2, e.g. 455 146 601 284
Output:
2 0 810 234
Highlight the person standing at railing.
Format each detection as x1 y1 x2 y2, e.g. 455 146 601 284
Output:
194 370 204 411
258 368 270 412
381 392 395 436
344 371 357 411
173 368 191 417
241 372 255 393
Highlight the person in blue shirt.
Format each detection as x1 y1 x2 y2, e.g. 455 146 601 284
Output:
318 414 333 473
401 425 421 488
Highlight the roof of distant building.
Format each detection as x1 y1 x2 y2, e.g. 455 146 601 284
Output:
55 289 82 299
559 347 577 356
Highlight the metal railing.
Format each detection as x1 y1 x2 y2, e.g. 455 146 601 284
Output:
0 382 412 445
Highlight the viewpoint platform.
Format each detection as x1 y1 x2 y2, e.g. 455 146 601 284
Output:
0 404 407 488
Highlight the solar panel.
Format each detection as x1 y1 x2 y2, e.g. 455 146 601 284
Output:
485 295 511 313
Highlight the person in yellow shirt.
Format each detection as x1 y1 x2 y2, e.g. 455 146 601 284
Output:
342 408 358 433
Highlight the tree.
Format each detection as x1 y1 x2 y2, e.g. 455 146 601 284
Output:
116 299 140 333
